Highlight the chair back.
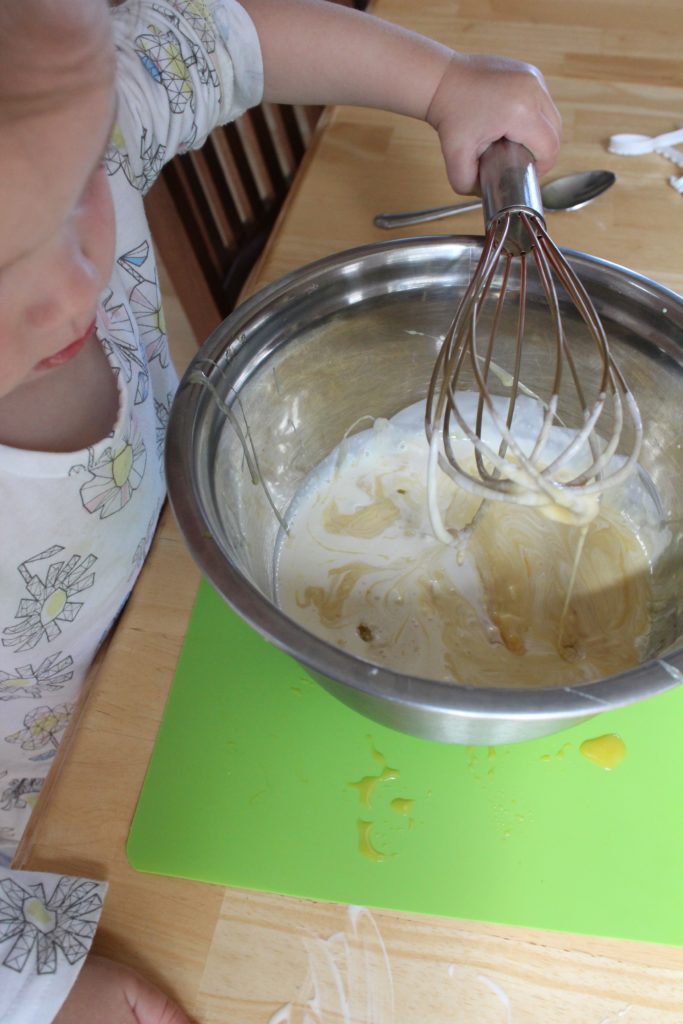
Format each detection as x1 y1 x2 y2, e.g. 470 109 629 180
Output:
145 101 323 342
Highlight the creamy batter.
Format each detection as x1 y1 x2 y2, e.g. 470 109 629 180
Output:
274 399 658 688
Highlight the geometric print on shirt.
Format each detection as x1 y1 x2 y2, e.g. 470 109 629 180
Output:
0 777 44 815
134 22 200 143
0 874 103 974
156 0 221 71
99 287 149 406
118 240 169 369
76 422 147 519
0 652 74 701
1 548 97 654
104 120 166 194
5 703 75 762
154 391 174 459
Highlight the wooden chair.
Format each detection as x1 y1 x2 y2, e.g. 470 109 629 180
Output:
145 1 368 344
145 102 323 343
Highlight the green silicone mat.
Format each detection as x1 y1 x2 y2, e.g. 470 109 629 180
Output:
128 579 683 945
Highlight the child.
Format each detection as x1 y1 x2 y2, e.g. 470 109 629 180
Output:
0 0 560 1019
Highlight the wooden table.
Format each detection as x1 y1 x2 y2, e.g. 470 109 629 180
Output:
18 1 683 1020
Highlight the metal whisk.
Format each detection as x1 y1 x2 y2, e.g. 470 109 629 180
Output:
425 140 643 526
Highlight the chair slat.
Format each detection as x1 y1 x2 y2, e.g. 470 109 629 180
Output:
249 104 289 201
222 121 265 219
145 0 369 340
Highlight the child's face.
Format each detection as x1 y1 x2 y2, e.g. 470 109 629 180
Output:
0 0 117 401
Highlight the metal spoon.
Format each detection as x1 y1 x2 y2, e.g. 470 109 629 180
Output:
374 169 616 229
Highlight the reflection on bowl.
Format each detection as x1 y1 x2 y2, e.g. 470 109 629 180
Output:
166 237 683 744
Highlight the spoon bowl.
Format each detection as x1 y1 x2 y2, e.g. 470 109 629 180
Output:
374 169 616 229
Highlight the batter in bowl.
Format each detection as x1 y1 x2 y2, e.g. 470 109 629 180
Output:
274 398 660 688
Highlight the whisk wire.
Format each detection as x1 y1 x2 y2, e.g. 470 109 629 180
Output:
536 223 639 488
426 140 643 524
439 223 586 505
425 233 498 434
474 247 515 481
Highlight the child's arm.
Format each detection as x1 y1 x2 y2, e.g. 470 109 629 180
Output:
239 0 561 195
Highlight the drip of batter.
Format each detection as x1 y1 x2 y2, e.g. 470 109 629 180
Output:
274 399 655 688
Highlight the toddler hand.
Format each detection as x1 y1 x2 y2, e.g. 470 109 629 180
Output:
427 53 562 195
54 955 194 1024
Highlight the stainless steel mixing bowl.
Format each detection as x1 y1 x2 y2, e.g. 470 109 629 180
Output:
166 237 683 744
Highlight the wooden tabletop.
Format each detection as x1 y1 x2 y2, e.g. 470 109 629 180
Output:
18 1 683 1020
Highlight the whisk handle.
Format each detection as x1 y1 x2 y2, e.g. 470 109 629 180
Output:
480 140 544 252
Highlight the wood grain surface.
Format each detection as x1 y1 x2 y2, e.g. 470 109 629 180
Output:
17 1 683 1020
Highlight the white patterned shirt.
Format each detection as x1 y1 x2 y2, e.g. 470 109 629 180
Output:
0 1 262 1019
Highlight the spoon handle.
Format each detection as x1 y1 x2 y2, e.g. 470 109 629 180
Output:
374 199 481 229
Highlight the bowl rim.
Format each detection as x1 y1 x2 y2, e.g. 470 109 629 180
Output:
166 234 683 725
